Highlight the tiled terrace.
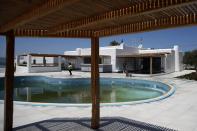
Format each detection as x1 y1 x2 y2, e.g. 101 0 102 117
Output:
0 70 196 131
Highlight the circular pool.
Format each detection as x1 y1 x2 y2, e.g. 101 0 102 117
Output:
0 76 174 106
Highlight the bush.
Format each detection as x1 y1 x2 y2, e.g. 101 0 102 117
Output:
183 49 197 72
109 40 120 46
177 72 197 81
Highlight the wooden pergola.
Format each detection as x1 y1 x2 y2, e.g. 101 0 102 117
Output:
0 0 196 130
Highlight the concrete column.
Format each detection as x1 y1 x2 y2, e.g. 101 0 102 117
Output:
27 55 32 73
26 87 31 102
16 55 20 66
58 56 61 70
164 55 167 73
111 50 117 72
150 57 153 74
174 45 180 72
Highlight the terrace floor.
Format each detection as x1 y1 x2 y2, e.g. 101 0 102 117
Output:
0 70 197 131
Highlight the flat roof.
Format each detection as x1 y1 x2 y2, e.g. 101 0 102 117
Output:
19 53 110 57
19 53 81 58
117 52 169 58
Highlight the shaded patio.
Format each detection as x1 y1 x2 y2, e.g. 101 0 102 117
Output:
14 117 175 131
0 0 196 130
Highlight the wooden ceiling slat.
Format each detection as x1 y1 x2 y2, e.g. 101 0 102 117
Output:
95 13 197 37
0 0 80 33
22 0 135 31
47 0 197 34
14 29 93 38
0 0 46 25
0 0 196 38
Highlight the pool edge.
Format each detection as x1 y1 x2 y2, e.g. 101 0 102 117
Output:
0 77 175 107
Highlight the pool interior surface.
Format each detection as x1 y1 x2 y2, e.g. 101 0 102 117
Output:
0 76 170 104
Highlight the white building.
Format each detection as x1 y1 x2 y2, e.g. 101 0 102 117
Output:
15 43 183 74
16 54 62 73
64 43 184 74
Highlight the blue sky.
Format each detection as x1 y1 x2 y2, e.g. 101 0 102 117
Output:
0 26 197 57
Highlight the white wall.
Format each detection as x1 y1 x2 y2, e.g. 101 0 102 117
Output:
116 46 139 56
174 45 180 71
29 66 61 73
100 49 117 71
165 52 175 73
139 49 172 54
16 66 28 73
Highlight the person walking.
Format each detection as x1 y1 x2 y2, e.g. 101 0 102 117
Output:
67 63 73 76
123 63 129 77
123 63 127 73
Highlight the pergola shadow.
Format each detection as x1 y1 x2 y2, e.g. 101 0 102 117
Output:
14 117 176 131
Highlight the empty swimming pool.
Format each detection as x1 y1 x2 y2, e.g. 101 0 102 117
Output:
0 76 174 105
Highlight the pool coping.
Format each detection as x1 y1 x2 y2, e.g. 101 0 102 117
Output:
0 76 176 107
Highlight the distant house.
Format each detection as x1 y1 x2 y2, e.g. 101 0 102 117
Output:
64 43 184 74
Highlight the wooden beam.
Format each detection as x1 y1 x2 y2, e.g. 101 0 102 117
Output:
4 30 15 131
91 36 100 129
95 13 197 37
13 29 93 38
47 0 196 34
0 0 80 33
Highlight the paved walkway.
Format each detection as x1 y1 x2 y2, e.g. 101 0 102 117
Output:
0 70 197 131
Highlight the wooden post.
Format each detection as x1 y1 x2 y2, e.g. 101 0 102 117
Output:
91 36 100 129
150 57 153 74
4 30 15 131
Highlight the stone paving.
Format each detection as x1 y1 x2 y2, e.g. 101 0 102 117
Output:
0 70 197 131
